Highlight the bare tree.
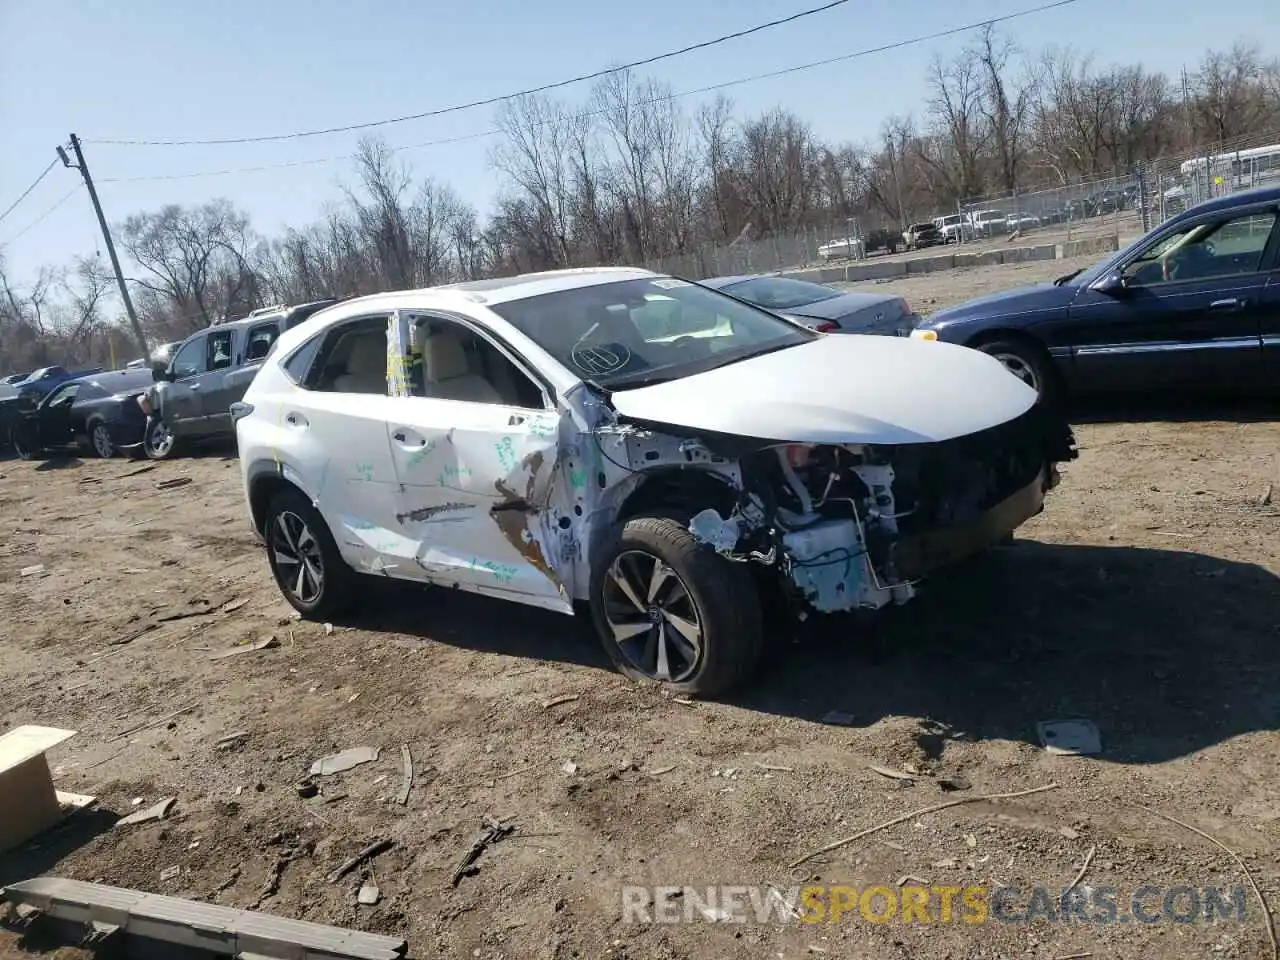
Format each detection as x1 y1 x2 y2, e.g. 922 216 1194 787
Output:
974 26 1034 192
1191 43 1276 143
346 137 414 290
492 94 575 266
923 51 986 200
120 199 259 331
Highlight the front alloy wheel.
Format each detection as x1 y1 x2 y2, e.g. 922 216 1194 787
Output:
602 550 704 683
590 515 763 697
143 417 176 459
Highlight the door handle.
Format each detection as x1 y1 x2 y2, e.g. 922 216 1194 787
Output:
392 428 426 447
508 414 526 426
284 412 308 428
189 383 201 390
1208 298 1244 311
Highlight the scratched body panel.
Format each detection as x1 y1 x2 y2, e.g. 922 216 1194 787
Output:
384 395 567 610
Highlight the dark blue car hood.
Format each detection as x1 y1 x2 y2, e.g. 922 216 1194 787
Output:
927 282 1079 327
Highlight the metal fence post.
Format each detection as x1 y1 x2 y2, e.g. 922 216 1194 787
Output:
1137 163 1150 232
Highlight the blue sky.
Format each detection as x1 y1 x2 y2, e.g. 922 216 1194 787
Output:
1 0 1274 290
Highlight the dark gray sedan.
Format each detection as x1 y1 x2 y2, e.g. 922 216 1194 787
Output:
698 275 918 335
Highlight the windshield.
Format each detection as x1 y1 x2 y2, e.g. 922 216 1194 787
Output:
489 276 815 389
719 276 841 311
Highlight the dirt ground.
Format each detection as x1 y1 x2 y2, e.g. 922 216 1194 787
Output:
836 251 1106 314
2 255 1279 959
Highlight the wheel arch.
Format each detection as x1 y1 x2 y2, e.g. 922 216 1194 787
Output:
613 467 739 525
247 463 307 536
964 327 1063 388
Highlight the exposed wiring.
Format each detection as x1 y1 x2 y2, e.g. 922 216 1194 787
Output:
592 423 638 475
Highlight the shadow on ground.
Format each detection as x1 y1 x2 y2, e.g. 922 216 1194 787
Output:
339 539 1279 766
732 539 1280 765
0 808 118 889
336 579 614 675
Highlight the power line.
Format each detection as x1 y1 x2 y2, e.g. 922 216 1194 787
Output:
86 0 852 146
0 183 83 245
94 0 1088 185
0 158 59 225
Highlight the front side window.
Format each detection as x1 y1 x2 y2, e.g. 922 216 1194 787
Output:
208 330 234 371
489 277 815 389
409 316 545 408
171 336 207 379
45 383 80 408
719 277 840 312
1123 211 1277 285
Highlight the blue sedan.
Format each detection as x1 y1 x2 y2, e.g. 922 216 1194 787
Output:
699 275 918 336
909 185 1280 400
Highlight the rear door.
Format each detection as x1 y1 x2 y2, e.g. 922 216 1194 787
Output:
217 320 283 427
1066 208 1277 393
163 334 209 434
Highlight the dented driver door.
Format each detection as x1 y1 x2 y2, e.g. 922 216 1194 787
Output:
384 312 569 612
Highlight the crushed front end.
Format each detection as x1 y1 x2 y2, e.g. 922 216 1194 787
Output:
688 403 1077 613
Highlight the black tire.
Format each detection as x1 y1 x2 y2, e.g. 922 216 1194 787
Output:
10 423 41 461
976 338 1059 404
87 419 116 459
143 416 179 460
590 515 763 698
263 487 356 620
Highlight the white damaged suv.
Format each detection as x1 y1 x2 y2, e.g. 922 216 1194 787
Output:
234 268 1076 696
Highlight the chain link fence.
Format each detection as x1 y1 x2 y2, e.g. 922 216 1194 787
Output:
641 134 1280 280
954 175 1139 242
1137 132 1280 231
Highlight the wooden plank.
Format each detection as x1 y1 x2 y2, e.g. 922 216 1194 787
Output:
1 877 408 959
0 726 76 773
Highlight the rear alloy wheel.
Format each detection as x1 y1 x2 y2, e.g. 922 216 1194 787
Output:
590 515 763 698
264 488 354 620
89 420 116 459
143 416 177 460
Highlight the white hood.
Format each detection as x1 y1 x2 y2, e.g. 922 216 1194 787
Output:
609 335 1037 444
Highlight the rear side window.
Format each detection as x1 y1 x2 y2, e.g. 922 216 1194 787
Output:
245 322 281 362
308 319 388 395
283 316 389 394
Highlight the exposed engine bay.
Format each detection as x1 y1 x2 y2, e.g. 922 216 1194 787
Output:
607 402 1077 614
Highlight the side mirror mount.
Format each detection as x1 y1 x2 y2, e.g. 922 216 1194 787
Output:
151 360 171 382
1092 270 1129 296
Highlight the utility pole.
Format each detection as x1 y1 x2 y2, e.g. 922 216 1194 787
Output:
58 133 148 359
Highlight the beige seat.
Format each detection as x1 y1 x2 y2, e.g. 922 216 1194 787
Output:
423 330 501 403
333 333 387 394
